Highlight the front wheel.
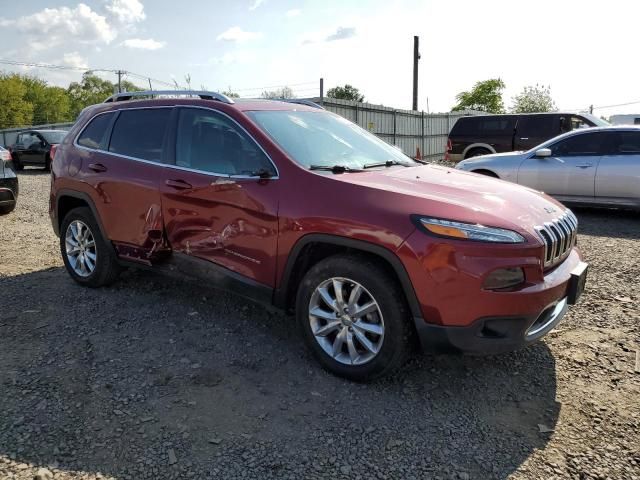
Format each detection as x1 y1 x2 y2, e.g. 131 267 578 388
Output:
60 207 121 287
296 254 412 381
12 156 24 171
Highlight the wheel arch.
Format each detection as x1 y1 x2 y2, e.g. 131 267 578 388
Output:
55 189 110 246
463 143 496 158
274 234 423 321
470 168 500 178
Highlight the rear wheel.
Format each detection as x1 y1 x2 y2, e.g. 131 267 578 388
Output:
296 254 412 381
60 207 121 287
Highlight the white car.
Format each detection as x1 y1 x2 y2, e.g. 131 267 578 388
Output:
455 126 640 210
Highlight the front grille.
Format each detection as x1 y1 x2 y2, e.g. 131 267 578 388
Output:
535 210 578 268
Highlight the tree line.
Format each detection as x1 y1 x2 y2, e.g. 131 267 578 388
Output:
0 72 143 130
452 78 557 114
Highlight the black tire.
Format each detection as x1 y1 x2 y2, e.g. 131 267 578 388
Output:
466 148 491 159
0 203 16 215
12 156 24 171
472 169 499 178
60 206 121 287
44 154 51 171
296 254 412 381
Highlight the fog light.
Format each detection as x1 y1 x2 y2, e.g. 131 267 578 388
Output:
483 267 525 290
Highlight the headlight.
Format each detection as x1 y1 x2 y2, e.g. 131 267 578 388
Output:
416 217 525 243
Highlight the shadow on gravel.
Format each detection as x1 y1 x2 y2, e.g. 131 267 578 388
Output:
0 267 560 479
574 207 639 240
15 167 50 176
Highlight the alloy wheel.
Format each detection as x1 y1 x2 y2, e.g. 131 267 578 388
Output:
308 277 385 365
65 220 97 277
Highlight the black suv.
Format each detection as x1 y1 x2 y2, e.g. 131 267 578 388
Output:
11 129 67 170
446 112 609 161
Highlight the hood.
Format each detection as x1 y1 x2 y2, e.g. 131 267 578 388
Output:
333 164 567 238
458 150 525 166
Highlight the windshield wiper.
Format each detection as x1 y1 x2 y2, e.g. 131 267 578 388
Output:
309 164 364 174
362 159 409 169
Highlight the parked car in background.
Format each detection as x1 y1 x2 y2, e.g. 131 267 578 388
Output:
0 145 18 214
610 114 640 125
456 126 640 210
447 112 608 161
10 129 67 170
49 90 587 380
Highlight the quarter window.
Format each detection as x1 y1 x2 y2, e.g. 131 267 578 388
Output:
77 113 114 150
109 109 171 162
175 108 274 176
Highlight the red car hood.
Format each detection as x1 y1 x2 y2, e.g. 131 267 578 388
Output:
335 164 568 237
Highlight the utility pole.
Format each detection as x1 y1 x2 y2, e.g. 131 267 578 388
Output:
412 36 420 111
116 70 124 93
589 104 593 114
148 78 153 90
319 77 324 106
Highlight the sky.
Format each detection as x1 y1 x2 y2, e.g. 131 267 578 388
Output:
0 0 638 115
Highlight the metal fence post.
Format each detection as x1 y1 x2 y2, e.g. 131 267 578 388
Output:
393 110 397 146
421 110 425 159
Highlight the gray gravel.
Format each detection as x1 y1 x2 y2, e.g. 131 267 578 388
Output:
0 169 639 480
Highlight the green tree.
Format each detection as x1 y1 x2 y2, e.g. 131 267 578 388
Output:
120 80 144 93
22 76 71 124
0 74 34 129
327 84 365 102
452 78 506 113
261 86 295 99
511 84 556 113
67 73 116 118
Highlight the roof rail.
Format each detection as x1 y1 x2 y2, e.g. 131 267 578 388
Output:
104 90 235 104
277 99 324 110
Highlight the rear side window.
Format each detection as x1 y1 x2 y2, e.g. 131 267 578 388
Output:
451 116 515 135
517 116 557 137
77 113 114 150
551 132 605 156
612 131 640 154
109 109 171 162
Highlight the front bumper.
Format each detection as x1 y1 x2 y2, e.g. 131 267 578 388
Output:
415 296 570 354
0 171 18 208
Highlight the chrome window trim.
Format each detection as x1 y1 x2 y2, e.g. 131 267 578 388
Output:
73 105 280 180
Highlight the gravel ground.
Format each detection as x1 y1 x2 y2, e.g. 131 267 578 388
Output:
0 170 639 480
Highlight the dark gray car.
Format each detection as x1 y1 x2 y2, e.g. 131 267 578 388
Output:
0 146 18 215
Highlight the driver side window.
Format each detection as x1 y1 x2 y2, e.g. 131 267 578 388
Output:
551 132 604 156
175 108 275 176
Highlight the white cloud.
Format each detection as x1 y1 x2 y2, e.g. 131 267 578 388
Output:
216 27 262 43
62 52 89 69
105 0 145 24
1 4 116 51
249 0 265 11
121 37 166 50
302 26 357 45
286 9 301 18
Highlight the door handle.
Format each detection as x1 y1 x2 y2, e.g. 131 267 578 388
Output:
165 179 192 190
88 163 108 172
519 137 529 140
575 164 593 168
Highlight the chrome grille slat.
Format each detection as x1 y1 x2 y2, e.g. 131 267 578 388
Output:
535 210 578 268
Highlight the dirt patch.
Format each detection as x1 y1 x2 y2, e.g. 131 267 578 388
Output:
1 170 638 479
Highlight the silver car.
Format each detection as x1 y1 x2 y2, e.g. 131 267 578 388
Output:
456 126 640 209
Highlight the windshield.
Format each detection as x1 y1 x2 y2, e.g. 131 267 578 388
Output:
246 110 419 170
41 131 67 144
581 113 610 127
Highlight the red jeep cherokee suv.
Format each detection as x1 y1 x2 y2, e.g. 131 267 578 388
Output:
50 91 588 380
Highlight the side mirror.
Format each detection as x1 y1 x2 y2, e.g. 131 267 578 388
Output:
535 148 552 158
